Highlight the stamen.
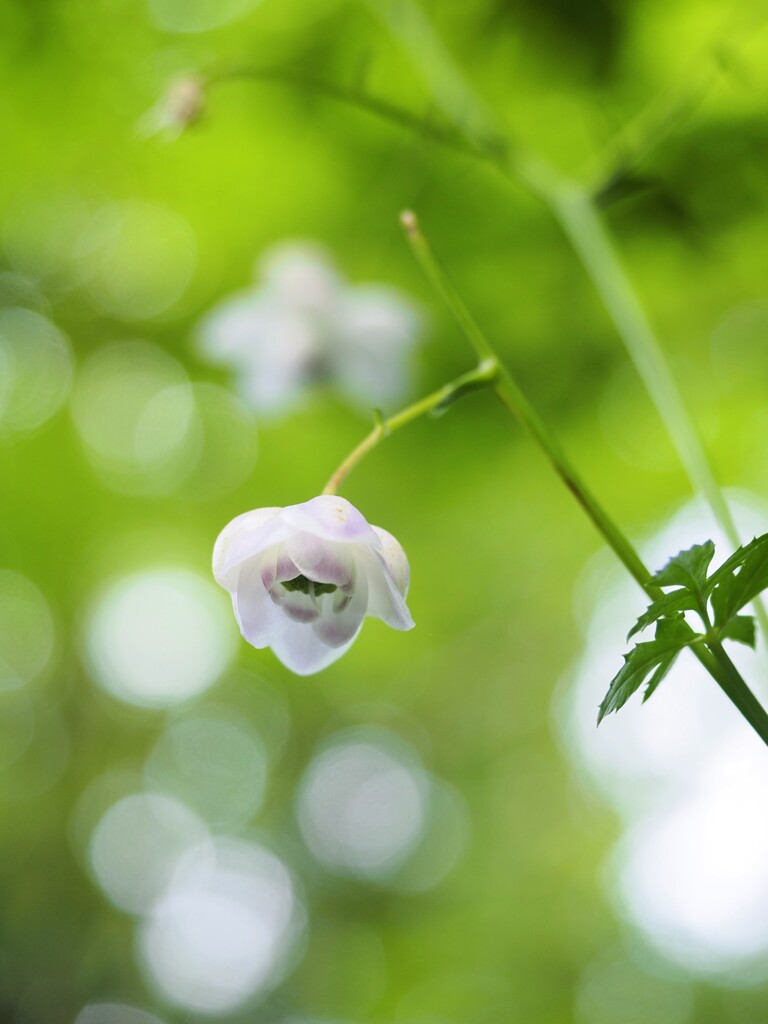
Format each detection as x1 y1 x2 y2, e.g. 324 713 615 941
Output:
282 574 338 596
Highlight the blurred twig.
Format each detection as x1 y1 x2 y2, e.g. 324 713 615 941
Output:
211 64 482 160
584 9 765 201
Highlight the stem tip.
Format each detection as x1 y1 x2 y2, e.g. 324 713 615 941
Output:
399 209 419 235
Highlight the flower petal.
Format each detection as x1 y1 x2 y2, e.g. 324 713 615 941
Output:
333 286 421 408
282 495 381 546
312 572 368 647
279 588 321 623
233 559 287 649
259 544 298 591
260 241 340 314
286 531 354 586
359 549 414 631
213 507 282 590
270 619 357 676
370 525 410 596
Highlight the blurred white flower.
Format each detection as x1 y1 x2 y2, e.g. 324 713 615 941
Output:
213 495 413 675
196 242 423 416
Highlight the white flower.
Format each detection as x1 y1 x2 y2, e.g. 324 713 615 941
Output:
197 242 423 417
213 495 414 675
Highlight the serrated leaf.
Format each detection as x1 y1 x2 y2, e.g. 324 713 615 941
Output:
704 535 768 595
711 535 768 626
642 652 678 702
627 589 697 641
652 541 715 592
720 615 756 648
598 618 698 724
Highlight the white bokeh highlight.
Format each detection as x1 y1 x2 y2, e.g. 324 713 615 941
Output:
71 342 256 499
77 201 196 320
0 307 74 437
557 494 768 977
71 341 195 495
575 949 693 1024
145 712 268 828
89 793 209 914
75 1004 167 1024
147 0 262 33
297 729 432 881
0 570 55 690
84 568 237 708
138 837 304 1013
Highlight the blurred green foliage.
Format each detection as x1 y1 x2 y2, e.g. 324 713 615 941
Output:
2 0 768 1021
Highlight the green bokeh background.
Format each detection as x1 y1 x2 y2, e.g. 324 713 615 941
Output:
2 0 768 1020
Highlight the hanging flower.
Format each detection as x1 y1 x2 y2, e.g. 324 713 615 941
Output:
213 495 414 675
196 241 423 417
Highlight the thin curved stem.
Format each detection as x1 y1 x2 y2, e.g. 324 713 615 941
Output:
322 359 498 496
210 65 479 160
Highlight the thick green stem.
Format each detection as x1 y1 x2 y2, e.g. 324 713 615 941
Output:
702 640 768 746
365 0 768 644
549 185 768 643
402 210 768 746
401 211 657 598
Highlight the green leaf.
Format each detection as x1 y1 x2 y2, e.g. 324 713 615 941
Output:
642 653 678 703
598 618 698 724
652 540 715 592
720 615 756 648
710 535 768 626
627 589 697 641
704 535 768 595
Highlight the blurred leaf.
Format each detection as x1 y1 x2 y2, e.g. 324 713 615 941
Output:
595 172 659 207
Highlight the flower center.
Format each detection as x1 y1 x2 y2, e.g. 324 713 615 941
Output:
282 574 338 596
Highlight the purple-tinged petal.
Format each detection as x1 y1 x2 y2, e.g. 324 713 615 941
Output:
282 495 381 546
359 549 414 631
233 560 287 648
286 532 354 585
280 589 320 623
260 544 298 591
370 525 410 596
213 507 281 590
312 572 368 648
219 519 293 587
270 619 357 676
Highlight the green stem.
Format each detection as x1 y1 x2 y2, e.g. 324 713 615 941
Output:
549 185 768 643
703 639 768 746
322 359 498 495
402 210 768 746
551 183 740 544
401 211 657 597
364 0 768 645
